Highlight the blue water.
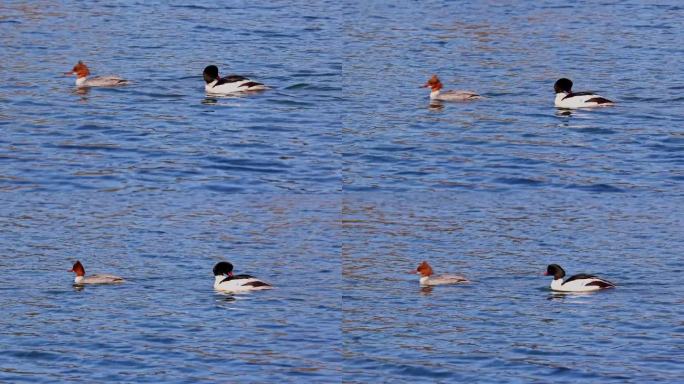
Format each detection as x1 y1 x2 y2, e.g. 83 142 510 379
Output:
342 192 683 383
1 194 341 382
1 0 683 383
342 1 683 193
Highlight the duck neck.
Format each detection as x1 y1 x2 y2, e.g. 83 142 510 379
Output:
214 275 226 287
74 275 85 284
75 76 88 86
550 278 564 290
419 276 431 285
554 92 568 103
430 89 441 99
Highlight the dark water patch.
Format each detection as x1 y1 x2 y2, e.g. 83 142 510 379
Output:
566 183 625 193
75 124 110 131
127 45 164 49
290 72 339 78
285 83 311 90
171 4 213 10
394 364 455 378
571 127 617 135
359 154 399 164
47 143 130 153
395 170 430 176
204 156 289 168
660 136 684 144
631 24 673 30
265 99 316 107
204 164 287 174
253 30 299 39
647 143 684 153
6 350 62 361
371 145 418 152
12 100 52 108
494 177 544 186
192 25 231 32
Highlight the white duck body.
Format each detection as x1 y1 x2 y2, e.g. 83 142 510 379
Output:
203 65 267 95
554 92 614 109
545 264 615 292
213 275 272 292
414 261 469 286
213 261 272 293
204 78 267 95
553 78 613 109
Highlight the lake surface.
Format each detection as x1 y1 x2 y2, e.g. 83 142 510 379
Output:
1 193 341 382
342 192 683 383
1 0 683 383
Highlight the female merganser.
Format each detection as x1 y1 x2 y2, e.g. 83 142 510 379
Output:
68 260 124 285
554 78 614 109
203 65 267 95
544 264 615 292
412 261 469 286
66 61 129 87
422 75 481 102
213 261 272 292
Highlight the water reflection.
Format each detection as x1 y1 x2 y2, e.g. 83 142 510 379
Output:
555 108 574 117
215 294 237 303
420 286 434 295
428 101 444 111
201 95 249 107
546 288 611 301
71 86 91 102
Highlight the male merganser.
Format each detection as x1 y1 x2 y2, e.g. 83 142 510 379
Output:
544 264 615 292
203 65 267 95
68 260 124 285
213 261 272 292
412 261 469 286
66 61 129 87
554 78 614 109
422 75 481 102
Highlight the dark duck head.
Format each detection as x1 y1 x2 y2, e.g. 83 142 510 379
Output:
554 78 573 94
213 261 234 277
544 264 566 280
203 65 220 84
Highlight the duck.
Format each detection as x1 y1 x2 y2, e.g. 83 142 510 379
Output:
203 65 267 95
213 261 272 292
554 78 614 109
412 261 469 286
422 75 481 102
68 260 124 285
544 264 615 292
66 61 129 87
